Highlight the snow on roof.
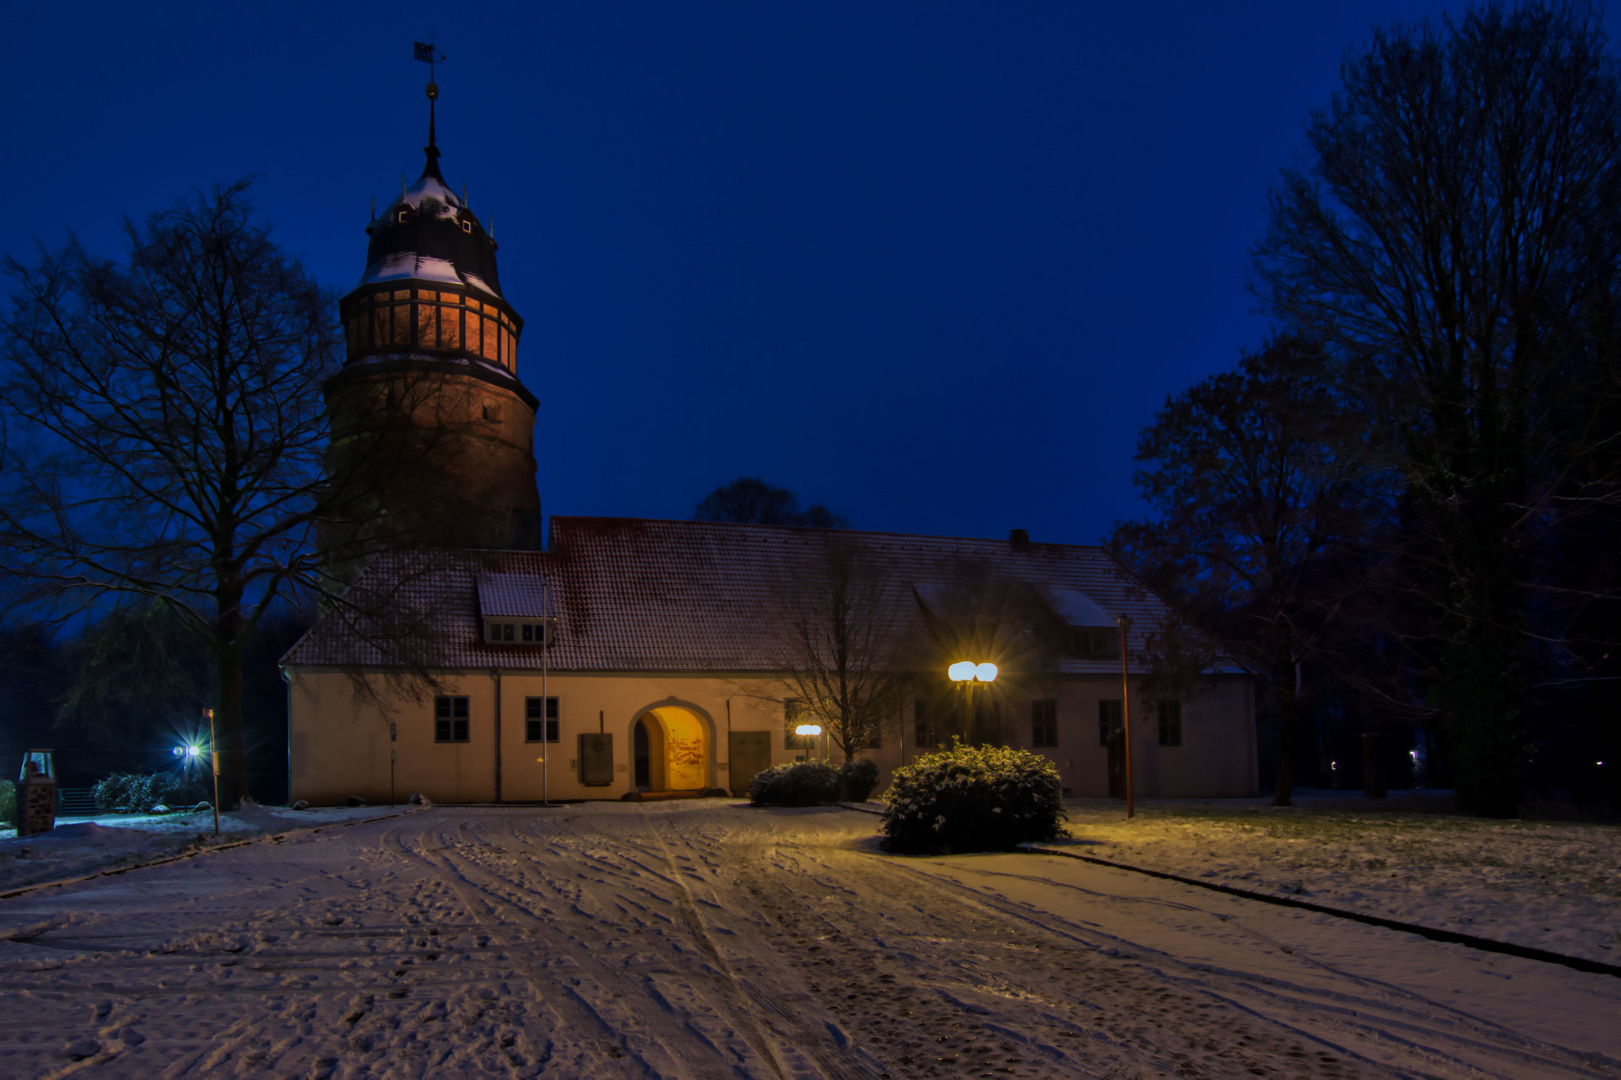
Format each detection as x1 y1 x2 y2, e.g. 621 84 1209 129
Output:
477 573 554 618
284 518 1242 676
1049 586 1117 627
395 173 462 217
357 252 504 298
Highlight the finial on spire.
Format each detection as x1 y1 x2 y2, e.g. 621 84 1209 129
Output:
414 41 447 179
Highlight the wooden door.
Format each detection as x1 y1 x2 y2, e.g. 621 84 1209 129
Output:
728 731 772 796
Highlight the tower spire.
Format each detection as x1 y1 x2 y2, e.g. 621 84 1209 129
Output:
413 41 447 180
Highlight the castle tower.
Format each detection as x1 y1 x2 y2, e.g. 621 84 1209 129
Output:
323 79 541 551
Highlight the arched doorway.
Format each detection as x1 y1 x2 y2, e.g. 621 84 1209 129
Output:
630 703 712 794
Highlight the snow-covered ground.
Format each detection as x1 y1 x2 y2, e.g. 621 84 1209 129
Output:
0 801 1617 1079
1051 796 1621 966
0 803 413 893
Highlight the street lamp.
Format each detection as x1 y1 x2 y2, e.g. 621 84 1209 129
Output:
795 723 824 763
204 708 220 837
948 660 997 742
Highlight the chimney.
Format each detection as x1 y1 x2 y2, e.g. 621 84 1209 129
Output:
1009 528 1030 549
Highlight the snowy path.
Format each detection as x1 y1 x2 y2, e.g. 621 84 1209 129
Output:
0 803 1617 1079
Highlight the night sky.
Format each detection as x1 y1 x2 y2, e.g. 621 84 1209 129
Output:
9 2 1598 545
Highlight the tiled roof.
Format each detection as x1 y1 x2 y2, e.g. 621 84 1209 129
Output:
283 517 1238 675
476 573 554 618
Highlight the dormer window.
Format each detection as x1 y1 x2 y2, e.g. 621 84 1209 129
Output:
486 619 554 645
1071 627 1118 659
461 220 473 233
477 573 555 649
397 210 410 223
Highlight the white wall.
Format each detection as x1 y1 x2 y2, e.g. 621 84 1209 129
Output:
287 669 1257 804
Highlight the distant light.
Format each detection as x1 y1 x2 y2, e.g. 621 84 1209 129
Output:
172 747 183 758
1410 750 1418 759
948 661 976 682
1600 761 1606 767
795 724 822 737
975 662 998 683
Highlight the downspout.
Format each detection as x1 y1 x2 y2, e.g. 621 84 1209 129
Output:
493 668 503 804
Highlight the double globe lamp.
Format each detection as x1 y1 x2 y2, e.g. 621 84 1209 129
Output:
948 661 997 738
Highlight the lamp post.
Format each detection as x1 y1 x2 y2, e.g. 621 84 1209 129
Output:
795 723 824 764
204 707 220 837
1115 615 1134 820
947 661 998 743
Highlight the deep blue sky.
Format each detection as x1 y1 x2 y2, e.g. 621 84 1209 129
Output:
10 2 1600 545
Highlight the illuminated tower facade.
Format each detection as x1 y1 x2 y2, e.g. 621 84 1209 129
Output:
323 80 541 551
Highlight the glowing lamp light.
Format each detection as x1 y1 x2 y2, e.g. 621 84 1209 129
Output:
795 723 823 738
186 745 202 759
947 661 976 682
975 662 998 683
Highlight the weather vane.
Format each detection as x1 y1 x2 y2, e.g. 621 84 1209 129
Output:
414 40 447 162
414 40 446 84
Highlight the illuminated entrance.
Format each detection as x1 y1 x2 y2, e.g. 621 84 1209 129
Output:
631 704 711 793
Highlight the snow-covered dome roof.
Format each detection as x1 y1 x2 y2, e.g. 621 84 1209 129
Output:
359 150 505 300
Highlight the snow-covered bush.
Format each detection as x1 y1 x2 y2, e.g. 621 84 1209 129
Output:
93 774 135 811
839 759 880 802
0 779 14 825
748 762 841 806
881 741 1065 854
94 772 205 812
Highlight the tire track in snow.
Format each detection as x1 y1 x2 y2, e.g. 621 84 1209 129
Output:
396 808 834 1078
5 803 1617 1079
632 805 880 1080
892 853 1620 1079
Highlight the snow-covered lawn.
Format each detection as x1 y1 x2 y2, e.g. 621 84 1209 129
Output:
0 801 1617 1079
1053 796 1621 966
0 803 413 893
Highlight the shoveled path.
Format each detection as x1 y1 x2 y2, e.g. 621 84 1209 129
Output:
0 802 1617 1079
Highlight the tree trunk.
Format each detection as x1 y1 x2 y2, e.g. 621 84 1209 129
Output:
1272 658 1304 807
1434 503 1526 818
213 586 250 808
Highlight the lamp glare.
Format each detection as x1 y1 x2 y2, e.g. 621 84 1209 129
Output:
795 723 822 737
975 662 998 683
947 661 973 681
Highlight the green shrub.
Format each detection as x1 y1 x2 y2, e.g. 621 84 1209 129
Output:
748 762 842 806
0 779 14 825
881 741 1066 854
839 758 880 802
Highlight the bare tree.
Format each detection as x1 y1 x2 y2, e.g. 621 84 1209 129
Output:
1255 5 1621 815
695 476 847 528
1111 339 1380 805
775 536 907 761
0 182 414 806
